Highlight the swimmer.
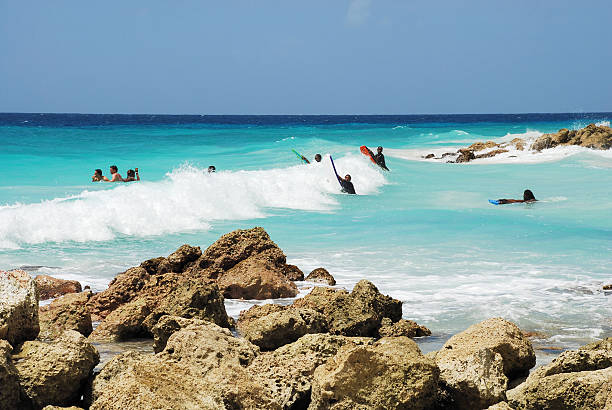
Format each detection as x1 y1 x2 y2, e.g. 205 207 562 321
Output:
208 165 216 173
103 165 124 182
338 174 356 195
497 189 537 204
124 168 140 182
92 169 104 182
314 154 322 163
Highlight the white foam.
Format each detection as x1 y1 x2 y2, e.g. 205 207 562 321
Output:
0 156 386 249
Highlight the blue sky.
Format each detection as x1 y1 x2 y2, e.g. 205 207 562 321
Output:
1 1 611 114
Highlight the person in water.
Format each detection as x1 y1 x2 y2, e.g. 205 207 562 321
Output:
92 169 104 182
369 146 389 171
208 165 216 173
102 165 124 182
497 189 537 204
338 174 356 195
124 168 140 182
314 154 322 163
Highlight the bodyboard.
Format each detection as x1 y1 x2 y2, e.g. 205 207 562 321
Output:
292 149 310 164
330 156 341 187
360 146 377 165
488 199 500 205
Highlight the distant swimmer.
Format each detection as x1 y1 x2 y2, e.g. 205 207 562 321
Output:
208 165 216 173
124 168 140 182
103 165 124 182
495 189 537 204
314 154 322 163
92 169 104 182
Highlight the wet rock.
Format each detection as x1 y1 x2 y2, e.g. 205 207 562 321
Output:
88 298 152 342
441 152 456 157
0 340 20 409
217 257 298 299
156 244 202 274
455 149 476 163
138 256 166 275
247 333 374 409
39 291 93 340
34 275 82 300
378 317 431 338
305 267 336 286
531 123 612 151
604 284 612 290
293 280 402 337
239 308 328 351
476 149 509 159
510 137 526 150
0 269 39 346
86 267 150 320
433 317 535 409
422 153 435 159
283 264 304 281
14 330 99 408
309 336 439 410
468 141 499 151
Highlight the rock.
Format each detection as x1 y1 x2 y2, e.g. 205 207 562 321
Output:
0 269 39 346
433 317 535 409
309 336 439 410
424 153 435 159
305 267 336 286
455 149 476 163
486 402 513 410
88 298 152 342
441 152 456 157
0 340 20 410
150 315 210 353
156 244 202 274
14 330 99 408
34 275 82 300
87 322 279 410
604 284 612 290
86 267 150 319
247 333 374 409
468 141 498 151
39 291 93 340
239 308 328 350
42 406 84 410
293 280 402 337
507 367 612 409
531 123 612 151
217 257 298 299
139 256 166 275
476 149 509 159
378 317 431 338
237 303 287 329
283 264 304 281
510 137 526 151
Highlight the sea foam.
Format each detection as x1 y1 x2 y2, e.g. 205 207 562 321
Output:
0 155 386 249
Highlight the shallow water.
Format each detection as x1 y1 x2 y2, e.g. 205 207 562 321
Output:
1 113 611 353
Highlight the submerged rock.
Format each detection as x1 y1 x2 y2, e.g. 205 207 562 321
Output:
0 269 39 346
34 275 82 300
39 291 93 340
309 336 439 410
14 330 99 408
305 267 336 286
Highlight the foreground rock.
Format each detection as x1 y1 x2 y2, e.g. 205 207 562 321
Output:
39 291 93 340
247 333 374 409
14 330 99 408
507 337 612 408
305 267 336 286
87 321 278 410
309 336 439 409
34 274 82 300
531 123 612 151
378 317 431 338
0 340 20 409
87 267 151 320
0 269 39 345
216 257 298 299
283 264 304 281
88 297 152 342
432 317 535 409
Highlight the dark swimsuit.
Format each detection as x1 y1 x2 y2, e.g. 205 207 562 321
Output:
373 153 389 171
339 178 356 194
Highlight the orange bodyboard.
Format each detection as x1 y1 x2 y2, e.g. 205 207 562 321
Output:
360 145 377 164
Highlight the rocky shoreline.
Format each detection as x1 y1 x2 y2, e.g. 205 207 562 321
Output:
422 123 612 163
1 227 611 409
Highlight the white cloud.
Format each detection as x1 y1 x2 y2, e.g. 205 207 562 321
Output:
346 0 372 26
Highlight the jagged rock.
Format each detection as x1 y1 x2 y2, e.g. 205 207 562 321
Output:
283 264 304 281
150 315 210 353
468 141 499 151
293 280 402 337
433 318 535 409
87 322 279 410
139 256 166 275
14 330 99 408
42 406 84 410
455 149 476 163
510 137 525 150
604 284 612 290
305 267 336 286
237 304 287 329
34 275 82 300
378 317 431 338
0 269 39 345
309 336 439 410
486 402 513 410
217 257 298 299
88 298 152 342
239 308 328 350
39 291 93 340
247 333 374 409
424 153 435 159
156 244 202 274
531 123 612 151
476 149 509 159
0 340 20 409
86 267 150 320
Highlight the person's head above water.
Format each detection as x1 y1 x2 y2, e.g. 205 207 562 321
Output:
523 189 536 201
127 169 135 178
94 169 102 176
110 165 118 174
208 165 216 173
344 174 351 181
314 154 322 162
377 146 383 153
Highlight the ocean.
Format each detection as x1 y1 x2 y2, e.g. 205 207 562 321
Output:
1 113 610 359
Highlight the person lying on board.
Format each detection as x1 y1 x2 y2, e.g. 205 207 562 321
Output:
92 169 105 182
497 189 536 204
337 174 356 195
367 146 389 171
314 154 322 163
124 168 140 182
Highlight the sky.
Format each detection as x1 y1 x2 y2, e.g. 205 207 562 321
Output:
1 1 611 115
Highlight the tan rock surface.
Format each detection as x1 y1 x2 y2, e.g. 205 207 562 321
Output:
217 257 298 299
305 267 336 286
87 267 150 319
34 275 82 300
531 123 612 151
39 291 92 340
88 297 152 342
0 339 20 410
378 317 431 338
0 269 39 345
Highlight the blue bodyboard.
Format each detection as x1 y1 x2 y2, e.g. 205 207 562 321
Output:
488 199 500 205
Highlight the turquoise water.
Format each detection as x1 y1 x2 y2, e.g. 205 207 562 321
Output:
1 114 611 351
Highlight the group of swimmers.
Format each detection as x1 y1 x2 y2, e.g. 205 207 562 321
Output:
92 165 139 182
